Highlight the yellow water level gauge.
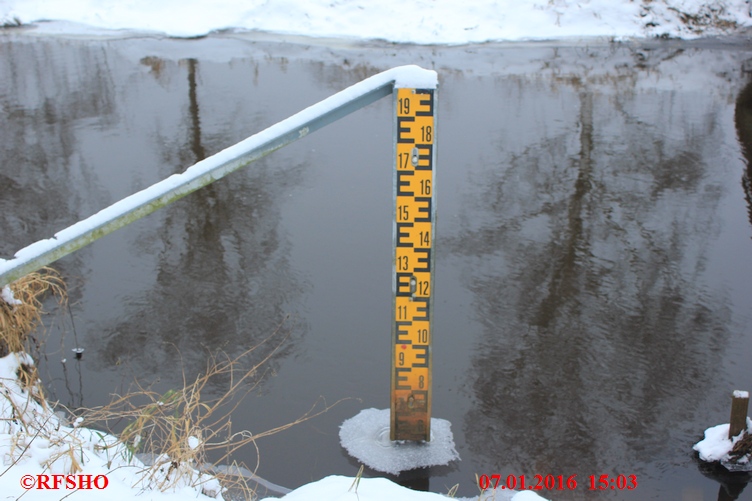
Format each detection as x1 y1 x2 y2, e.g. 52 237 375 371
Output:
391 87 436 442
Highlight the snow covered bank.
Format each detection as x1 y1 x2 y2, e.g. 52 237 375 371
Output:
0 352 222 500
1 0 751 43
0 349 547 500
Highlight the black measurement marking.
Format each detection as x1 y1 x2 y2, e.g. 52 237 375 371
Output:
414 197 432 222
415 90 434 116
420 125 432 143
396 273 413 296
398 205 410 221
398 152 410 169
396 223 414 248
397 304 408 319
395 321 412 343
395 367 410 389
414 248 431 272
397 116 416 144
413 144 433 170
414 297 430 321
420 178 431 196
397 254 409 271
399 97 411 115
412 344 429 367
396 171 415 196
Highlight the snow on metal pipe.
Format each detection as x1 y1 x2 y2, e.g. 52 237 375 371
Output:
0 65 437 287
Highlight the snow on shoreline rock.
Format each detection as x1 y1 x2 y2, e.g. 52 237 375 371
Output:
694 418 752 472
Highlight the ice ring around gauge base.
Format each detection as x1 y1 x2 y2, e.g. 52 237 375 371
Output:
339 408 459 475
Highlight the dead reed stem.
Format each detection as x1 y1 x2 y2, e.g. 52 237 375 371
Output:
78 319 345 496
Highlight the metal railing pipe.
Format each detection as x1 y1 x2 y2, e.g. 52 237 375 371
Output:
0 65 438 287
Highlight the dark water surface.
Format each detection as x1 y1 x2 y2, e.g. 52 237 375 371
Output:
2 27 752 500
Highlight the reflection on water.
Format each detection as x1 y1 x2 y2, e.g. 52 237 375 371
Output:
0 36 311 402
93 55 306 383
447 64 735 498
1 30 752 500
0 38 115 262
736 79 752 234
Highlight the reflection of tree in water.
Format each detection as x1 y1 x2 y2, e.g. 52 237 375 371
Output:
94 57 307 385
0 38 114 269
308 60 383 92
735 78 752 235
446 80 731 484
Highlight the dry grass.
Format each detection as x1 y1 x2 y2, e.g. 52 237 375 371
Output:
667 4 739 34
0 268 67 472
638 0 741 36
78 323 343 498
730 431 752 461
0 267 66 358
1 272 339 498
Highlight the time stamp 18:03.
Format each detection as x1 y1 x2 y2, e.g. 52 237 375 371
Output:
478 474 638 492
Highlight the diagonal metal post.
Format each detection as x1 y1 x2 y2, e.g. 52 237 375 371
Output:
0 65 437 287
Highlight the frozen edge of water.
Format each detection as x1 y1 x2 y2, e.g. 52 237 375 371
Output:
339 408 459 475
4 21 752 86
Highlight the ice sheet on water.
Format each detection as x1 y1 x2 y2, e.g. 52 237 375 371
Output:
339 408 459 475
